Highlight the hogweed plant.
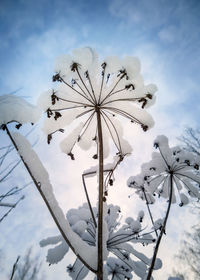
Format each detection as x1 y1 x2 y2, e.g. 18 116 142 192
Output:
0 47 199 279
128 135 200 279
40 203 162 279
37 47 156 279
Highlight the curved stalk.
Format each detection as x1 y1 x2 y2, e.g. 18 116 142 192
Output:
146 174 173 280
96 108 104 280
5 125 96 273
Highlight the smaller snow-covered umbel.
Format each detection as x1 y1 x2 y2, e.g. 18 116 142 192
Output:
40 203 161 279
128 135 200 206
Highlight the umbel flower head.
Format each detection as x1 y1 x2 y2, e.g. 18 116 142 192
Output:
38 47 157 159
128 135 200 206
40 203 161 279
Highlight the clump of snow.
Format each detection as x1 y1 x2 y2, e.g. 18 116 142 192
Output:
104 56 121 74
122 56 141 79
11 132 97 271
0 94 41 126
60 122 84 156
67 258 89 280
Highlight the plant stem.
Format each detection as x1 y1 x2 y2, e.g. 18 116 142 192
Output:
5 125 96 273
10 256 20 280
82 174 97 228
142 188 158 237
146 174 173 280
96 108 104 280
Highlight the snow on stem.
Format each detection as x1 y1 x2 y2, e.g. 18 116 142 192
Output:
4 125 97 273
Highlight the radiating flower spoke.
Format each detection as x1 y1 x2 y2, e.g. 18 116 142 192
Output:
100 72 127 104
104 106 147 129
75 108 94 120
50 105 87 112
59 76 94 105
102 97 141 106
53 96 92 107
78 112 95 143
75 66 96 104
101 111 122 154
98 63 106 104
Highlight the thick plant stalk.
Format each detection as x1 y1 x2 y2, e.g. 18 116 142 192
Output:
96 108 104 280
146 174 173 280
5 126 96 273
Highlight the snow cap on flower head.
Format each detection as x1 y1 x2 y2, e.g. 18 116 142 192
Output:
40 203 161 279
128 135 200 206
38 47 157 159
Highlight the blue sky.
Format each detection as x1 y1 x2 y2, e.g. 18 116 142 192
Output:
0 0 200 279
0 0 200 131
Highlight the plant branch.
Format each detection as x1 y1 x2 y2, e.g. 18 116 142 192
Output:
82 173 97 228
75 68 96 104
100 74 126 105
146 174 173 280
142 188 158 237
10 256 20 280
60 76 94 105
5 125 96 273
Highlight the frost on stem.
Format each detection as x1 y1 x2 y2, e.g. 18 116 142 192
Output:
40 203 161 279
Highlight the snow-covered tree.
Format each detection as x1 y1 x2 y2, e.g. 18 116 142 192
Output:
178 127 200 156
1 47 200 280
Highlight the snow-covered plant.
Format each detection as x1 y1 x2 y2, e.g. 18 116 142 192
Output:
40 203 162 279
38 47 156 160
36 47 157 279
128 135 200 279
128 135 200 205
1 47 186 280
